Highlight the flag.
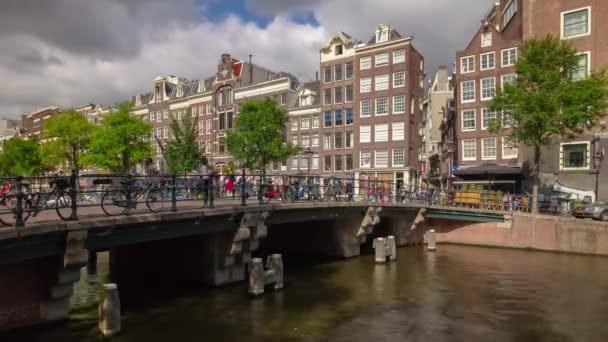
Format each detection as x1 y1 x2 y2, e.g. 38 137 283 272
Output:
233 60 244 78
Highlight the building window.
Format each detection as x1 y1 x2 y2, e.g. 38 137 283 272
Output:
480 52 495 70
502 48 517 67
572 53 590 81
560 142 590 169
345 62 354 79
281 93 287 105
346 108 354 125
299 116 310 130
502 110 513 128
335 44 343 55
324 111 332 127
335 132 343 149
300 95 311 107
460 56 475 73
375 97 389 116
291 120 298 131
323 133 332 150
334 155 343 171
206 104 212 114
312 133 319 147
345 131 353 148
375 74 389 91
461 80 475 103
164 109 169 119
462 110 476 131
360 56 372 70
301 134 310 147
300 155 309 170
192 106 198 117
292 135 299 146
360 99 371 117
360 150 371 168
501 74 516 88
562 8 590 39
345 155 354 171
345 85 354 102
482 108 496 130
334 87 343 104
375 53 389 67
393 49 405 63
503 0 517 28
374 124 389 142
393 149 404 167
481 32 492 47
324 66 332 83
482 138 496 160
462 139 476 161
206 119 212 134
218 112 226 130
324 88 332 105
481 77 496 100
360 125 371 143
392 122 404 141
150 111 156 122
335 64 343 81
312 115 319 128
324 155 332 172
393 71 405 88
198 121 204 136
205 139 212 153
375 149 388 168
360 77 372 93
291 157 298 170
502 137 518 159
312 153 319 169
164 126 170 139
393 95 405 114
334 110 343 126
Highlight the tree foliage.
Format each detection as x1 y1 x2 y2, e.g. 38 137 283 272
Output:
490 35 608 211
43 109 96 173
227 99 298 174
0 136 45 176
165 112 201 174
85 101 153 173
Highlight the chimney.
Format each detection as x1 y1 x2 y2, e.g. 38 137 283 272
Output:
249 54 253 85
315 71 319 81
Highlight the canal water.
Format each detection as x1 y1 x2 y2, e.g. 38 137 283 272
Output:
6 245 608 341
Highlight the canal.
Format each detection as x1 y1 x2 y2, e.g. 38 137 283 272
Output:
5 245 608 341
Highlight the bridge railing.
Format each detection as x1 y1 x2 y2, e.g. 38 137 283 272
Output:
0 172 536 228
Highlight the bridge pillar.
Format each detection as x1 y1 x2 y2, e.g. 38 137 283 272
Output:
323 206 382 258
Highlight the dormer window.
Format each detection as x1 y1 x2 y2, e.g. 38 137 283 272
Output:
335 44 343 56
481 32 492 47
155 84 163 102
376 25 389 43
176 85 183 97
300 95 312 106
135 94 141 106
198 80 206 93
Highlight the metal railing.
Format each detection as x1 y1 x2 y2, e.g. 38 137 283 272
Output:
0 172 536 228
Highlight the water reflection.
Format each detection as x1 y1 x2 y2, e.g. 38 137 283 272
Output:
5 245 608 341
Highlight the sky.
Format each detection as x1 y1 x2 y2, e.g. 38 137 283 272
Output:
0 0 493 117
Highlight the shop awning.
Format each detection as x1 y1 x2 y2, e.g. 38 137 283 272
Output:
453 164 522 176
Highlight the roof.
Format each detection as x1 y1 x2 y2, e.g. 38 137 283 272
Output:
453 164 522 176
367 29 402 44
289 80 320 110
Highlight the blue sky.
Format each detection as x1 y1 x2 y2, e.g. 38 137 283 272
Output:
202 0 319 28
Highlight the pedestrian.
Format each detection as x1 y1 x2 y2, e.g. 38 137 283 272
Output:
198 157 214 208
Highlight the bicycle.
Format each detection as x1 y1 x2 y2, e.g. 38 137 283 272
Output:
100 178 165 216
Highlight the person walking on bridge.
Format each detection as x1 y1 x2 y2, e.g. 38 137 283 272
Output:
198 157 214 209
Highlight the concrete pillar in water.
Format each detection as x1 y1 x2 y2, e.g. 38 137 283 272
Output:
249 254 283 296
98 283 121 337
268 254 283 290
387 236 397 261
373 237 387 263
249 258 265 296
427 229 437 251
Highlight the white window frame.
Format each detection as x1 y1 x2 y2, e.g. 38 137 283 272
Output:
312 133 319 147
502 137 518 159
501 74 516 88
502 0 517 29
374 124 389 142
392 148 404 167
572 51 591 81
460 56 475 74
393 95 405 114
360 56 372 70
461 80 476 103
300 116 310 130
375 53 389 67
360 77 372 93
481 32 492 47
462 139 477 161
374 149 389 168
375 97 389 116
481 77 496 101
393 49 405 64
360 150 371 168
480 52 495 70
393 71 405 88
392 122 404 141
561 7 591 40
560 141 591 170
375 74 389 91
481 108 496 130
312 115 319 128
481 138 497 160
501 48 517 67
360 125 371 143
360 99 371 118
461 109 476 132
291 120 298 131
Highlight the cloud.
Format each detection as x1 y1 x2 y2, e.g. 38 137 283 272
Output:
0 0 492 116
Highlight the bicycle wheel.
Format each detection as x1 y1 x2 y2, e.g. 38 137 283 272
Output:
101 190 128 216
22 194 37 222
146 188 165 213
0 195 17 226
55 193 73 221
322 187 335 202
282 187 295 203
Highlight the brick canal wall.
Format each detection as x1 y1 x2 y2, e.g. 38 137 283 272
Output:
419 214 608 256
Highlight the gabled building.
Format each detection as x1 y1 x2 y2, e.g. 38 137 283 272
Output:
23 106 62 139
286 81 322 175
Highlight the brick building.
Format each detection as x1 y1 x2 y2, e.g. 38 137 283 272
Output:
22 106 62 139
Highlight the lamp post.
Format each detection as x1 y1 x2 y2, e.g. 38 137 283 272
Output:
593 147 604 202
303 147 313 201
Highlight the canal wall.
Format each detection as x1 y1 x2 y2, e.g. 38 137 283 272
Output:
421 214 608 256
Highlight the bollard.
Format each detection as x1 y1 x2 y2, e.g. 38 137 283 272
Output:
267 254 283 290
248 254 283 296
373 236 397 264
427 229 437 251
98 283 121 337
387 236 397 261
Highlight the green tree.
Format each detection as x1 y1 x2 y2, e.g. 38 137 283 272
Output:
85 101 153 173
227 99 298 179
43 109 96 174
0 136 45 176
490 35 608 212
165 112 201 174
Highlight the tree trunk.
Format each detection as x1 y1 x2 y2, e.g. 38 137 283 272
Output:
531 145 541 214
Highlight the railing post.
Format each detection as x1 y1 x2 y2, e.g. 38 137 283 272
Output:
69 169 78 221
171 174 178 212
15 176 25 228
125 174 133 215
240 169 247 207
257 174 264 205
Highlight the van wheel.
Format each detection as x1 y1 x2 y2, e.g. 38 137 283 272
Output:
601 211 608 222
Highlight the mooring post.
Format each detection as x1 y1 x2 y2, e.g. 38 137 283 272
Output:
98 283 121 337
427 229 437 251
373 237 386 263
269 254 283 290
249 258 265 296
387 235 397 261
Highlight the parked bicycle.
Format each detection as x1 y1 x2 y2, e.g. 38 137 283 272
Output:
259 179 288 203
100 178 165 216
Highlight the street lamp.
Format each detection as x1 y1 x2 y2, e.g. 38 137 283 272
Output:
593 147 604 202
